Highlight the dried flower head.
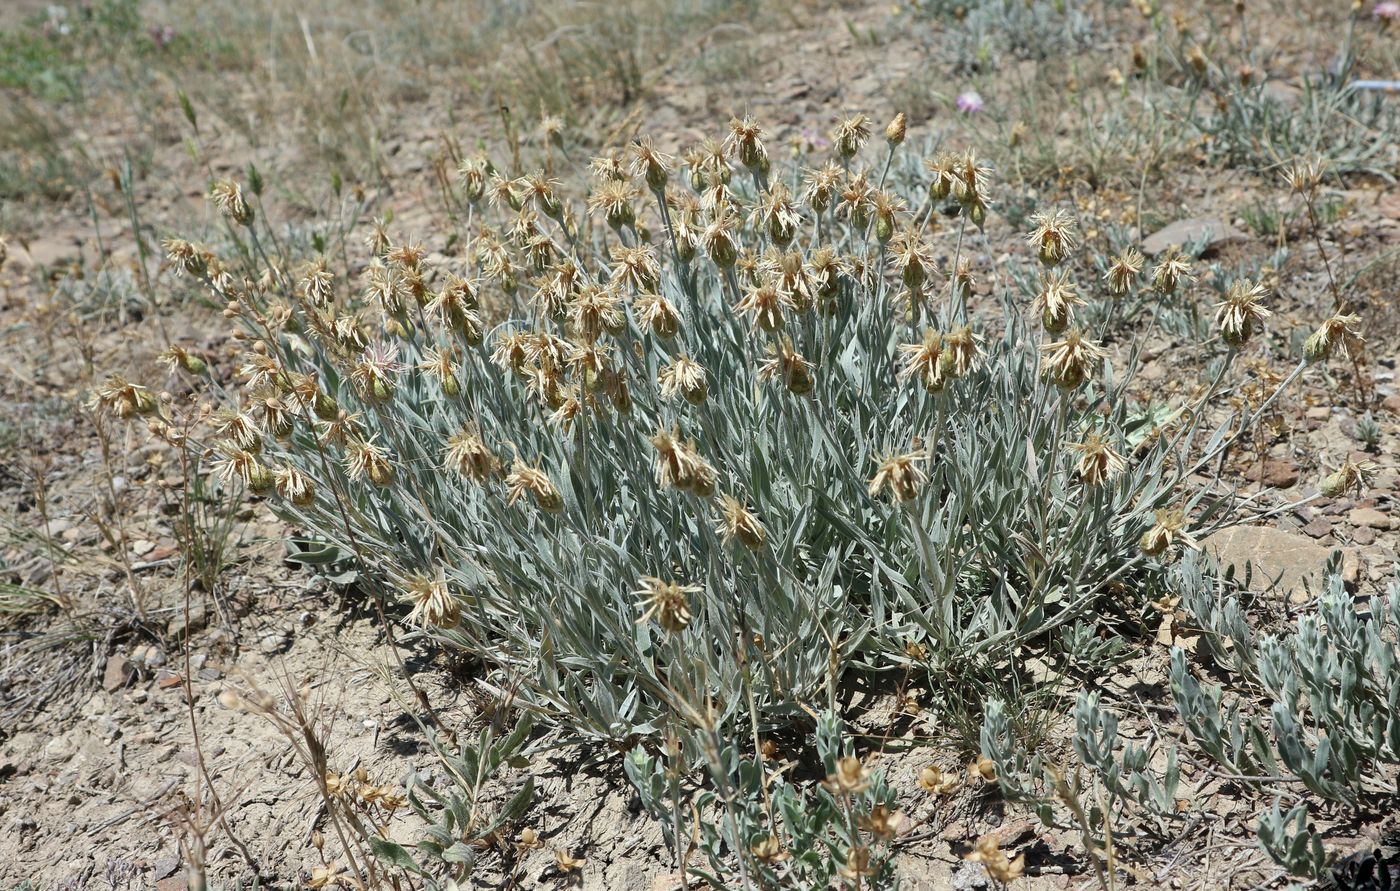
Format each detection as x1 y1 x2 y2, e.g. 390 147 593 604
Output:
1320 459 1376 498
823 755 871 795
1040 329 1108 389
210 179 253 226
1033 268 1085 334
716 494 766 550
214 445 273 493
965 834 1025 884
346 438 395 487
1068 431 1127 486
403 572 459 628
1303 312 1363 363
832 114 871 160
588 178 639 230
350 340 403 405
1215 279 1271 347
630 137 673 192
758 339 815 396
869 451 928 501
898 329 948 394
735 281 794 333
158 345 207 376
1140 507 1197 557
444 427 499 483
635 576 699 633
917 765 959 795
94 374 159 418
274 465 316 506
725 115 769 172
885 111 908 146
751 835 790 865
505 459 564 512
1105 247 1145 295
1028 208 1077 266
750 182 802 247
858 804 903 842
658 356 709 405
802 162 844 212
635 293 681 339
940 325 984 379
1151 246 1194 295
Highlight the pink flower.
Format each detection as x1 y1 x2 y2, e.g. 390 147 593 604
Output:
1375 1 1400 19
149 25 175 48
955 91 985 114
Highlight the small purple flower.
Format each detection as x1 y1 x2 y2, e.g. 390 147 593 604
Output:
1375 1 1400 19
149 25 175 49
955 90 985 114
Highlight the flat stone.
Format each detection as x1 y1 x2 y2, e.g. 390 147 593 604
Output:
1244 458 1299 489
102 655 133 692
1141 217 1248 256
1354 527 1377 546
1342 550 1365 592
1350 507 1391 529
167 605 207 639
1302 516 1332 538
1205 526 1333 599
1381 394 1400 415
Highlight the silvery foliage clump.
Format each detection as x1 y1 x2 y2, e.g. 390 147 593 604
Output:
980 692 1181 831
627 712 900 889
1173 561 1400 806
179 115 1310 872
904 0 1096 69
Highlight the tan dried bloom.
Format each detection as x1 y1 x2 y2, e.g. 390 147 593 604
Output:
609 243 661 293
635 293 681 339
1105 247 1145 295
214 446 272 493
1067 431 1127 486
965 834 1025 884
1033 268 1085 334
588 178 639 230
750 182 802 247
158 345 207 376
505 459 564 513
346 438 395 487
716 494 766 550
1214 279 1271 347
403 572 459 628
858 804 903 842
885 111 908 146
701 208 741 269
725 115 769 172
164 238 208 277
1040 329 1108 389
751 835 790 865
1027 208 1077 266
869 451 928 501
94 374 158 418
802 162 844 213
630 137 674 192
823 755 871 795
758 339 815 396
1151 246 1194 295
419 346 461 397
1320 459 1376 498
1303 313 1363 363
444 428 499 483
968 755 997 783
899 329 948 394
210 179 253 226
832 114 872 159
554 850 586 874
917 765 958 795
569 285 626 343
658 356 708 405
274 464 316 506
649 429 716 495
350 340 403 405
941 325 984 379
735 281 793 332
839 846 876 880
1140 507 1197 556
636 576 699 634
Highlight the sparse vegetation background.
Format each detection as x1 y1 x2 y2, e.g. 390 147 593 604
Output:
2 0 1399 889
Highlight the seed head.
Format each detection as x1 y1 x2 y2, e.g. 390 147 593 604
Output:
636 576 699 634
716 494 766 550
1067 431 1127 486
917 765 958 795
345 438 395 487
1151 246 1194 295
1303 313 1363 363
858 804 903 842
1033 268 1085 334
587 179 639 230
403 572 459 628
965 835 1025 884
444 427 499 484
1320 460 1375 499
505 459 563 512
832 114 871 160
274 464 316 506
1028 209 1077 266
658 356 709 405
635 293 682 339
650 429 717 495
735 281 793 333
759 339 815 396
1105 247 1145 295
568 285 626 343
750 182 802 247
630 137 674 192
701 208 740 269
1140 507 1196 557
725 115 769 172
1214 279 1271 347
350 340 403 405
210 180 253 226
869 451 928 502
801 162 844 213
609 243 661 293
158 345 207 376
418 346 460 397
164 238 209 277
214 446 273 493
823 755 871 795
940 325 983 379
1040 329 1108 389
898 329 948 394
